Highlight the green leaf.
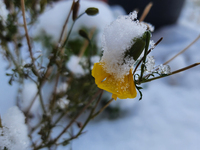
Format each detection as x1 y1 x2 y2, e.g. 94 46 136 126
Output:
124 31 151 61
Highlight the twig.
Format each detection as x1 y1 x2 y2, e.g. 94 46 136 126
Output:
21 0 40 77
25 92 39 118
164 34 200 65
49 73 60 110
139 2 153 22
139 62 200 83
58 0 75 46
20 0 34 62
62 12 85 48
92 98 114 119
57 90 104 146
78 28 96 58
38 88 46 114
50 89 102 144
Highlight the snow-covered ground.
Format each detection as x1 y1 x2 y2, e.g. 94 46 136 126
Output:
0 0 200 150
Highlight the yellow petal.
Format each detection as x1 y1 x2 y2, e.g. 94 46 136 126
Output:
92 62 110 85
92 62 137 100
112 94 118 100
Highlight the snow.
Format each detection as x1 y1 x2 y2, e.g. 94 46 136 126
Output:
0 106 30 150
0 0 200 150
145 55 155 73
33 0 115 45
0 0 8 24
66 55 86 76
101 11 147 79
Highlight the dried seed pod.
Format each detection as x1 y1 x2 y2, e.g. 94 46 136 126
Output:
72 0 80 21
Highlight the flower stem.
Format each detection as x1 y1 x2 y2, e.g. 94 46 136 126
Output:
92 98 114 119
164 34 200 65
139 62 200 83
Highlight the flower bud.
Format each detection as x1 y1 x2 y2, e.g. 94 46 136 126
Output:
85 7 99 16
79 29 89 41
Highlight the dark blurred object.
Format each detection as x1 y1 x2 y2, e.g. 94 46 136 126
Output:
108 0 186 30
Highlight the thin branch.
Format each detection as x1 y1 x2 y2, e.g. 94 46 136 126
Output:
58 0 75 46
140 62 200 83
62 12 85 48
92 98 114 119
38 88 46 114
51 89 102 144
20 0 34 62
57 90 104 146
139 2 153 22
49 73 60 110
164 34 200 65
78 28 96 58
25 92 39 118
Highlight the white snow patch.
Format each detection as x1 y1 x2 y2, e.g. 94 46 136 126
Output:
0 106 30 150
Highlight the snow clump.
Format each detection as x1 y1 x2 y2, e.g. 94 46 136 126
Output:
0 106 30 150
101 11 147 80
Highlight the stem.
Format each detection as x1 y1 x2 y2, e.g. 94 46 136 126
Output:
58 0 75 45
57 90 104 146
21 0 40 77
139 2 153 22
38 88 46 114
132 37 163 75
51 89 102 144
62 12 85 48
20 0 34 62
25 92 39 118
92 98 114 119
139 62 200 83
49 73 60 110
164 34 200 65
3 45 21 74
139 31 151 83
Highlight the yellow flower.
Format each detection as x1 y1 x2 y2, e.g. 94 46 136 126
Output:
92 62 137 100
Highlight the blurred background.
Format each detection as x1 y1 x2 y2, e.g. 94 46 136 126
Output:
0 0 200 149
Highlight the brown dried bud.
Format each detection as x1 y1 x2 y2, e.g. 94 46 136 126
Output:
72 0 80 21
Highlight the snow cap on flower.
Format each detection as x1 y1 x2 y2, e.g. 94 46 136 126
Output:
101 11 147 80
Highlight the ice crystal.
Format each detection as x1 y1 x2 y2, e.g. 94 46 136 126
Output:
158 64 171 74
145 56 155 73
